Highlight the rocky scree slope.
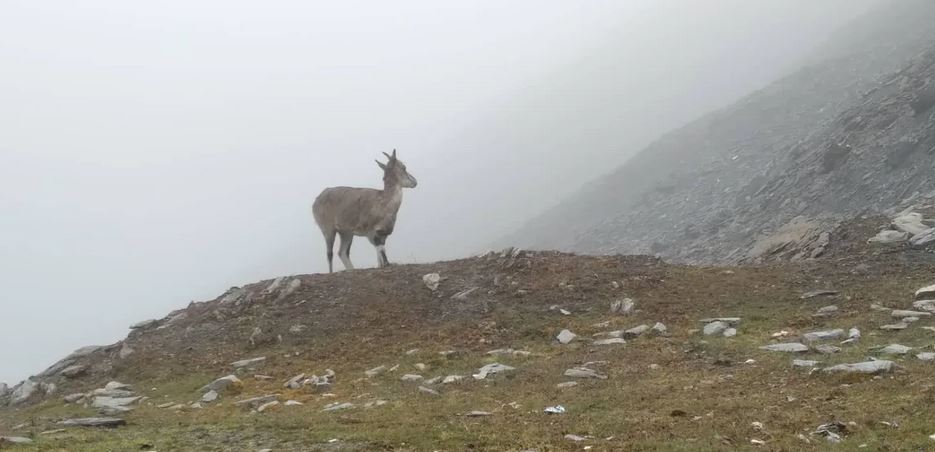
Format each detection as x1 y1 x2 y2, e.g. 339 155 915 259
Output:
504 0 935 264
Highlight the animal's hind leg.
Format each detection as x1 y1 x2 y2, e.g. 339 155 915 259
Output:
338 232 355 270
322 228 336 273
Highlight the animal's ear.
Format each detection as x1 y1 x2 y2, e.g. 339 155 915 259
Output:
375 159 387 170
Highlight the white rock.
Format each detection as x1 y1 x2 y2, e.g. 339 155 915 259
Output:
564 367 607 379
916 284 935 300
624 324 650 338
759 343 809 353
322 402 354 412
892 310 931 318
910 228 935 246
703 321 729 336
916 352 935 361
651 322 668 335
418 386 440 396
423 273 441 291
472 363 515 380
201 375 241 393
235 395 278 409
868 230 909 244
814 305 839 317
699 317 741 325
257 401 280 412
58 418 126 428
881 322 909 331
556 329 577 344
912 300 935 312
610 298 635 315
823 361 895 374
231 357 266 369
442 375 465 384
0 436 33 444
365 366 387 378
284 400 303 406
64 393 86 404
848 328 861 340
803 329 845 343
594 338 627 346
284 374 306 389
815 345 841 354
893 212 930 236
556 382 578 389
9 379 39 405
565 434 587 442
400 374 423 382
723 328 738 338
878 344 912 355
201 390 219 403
92 396 141 414
793 360 820 368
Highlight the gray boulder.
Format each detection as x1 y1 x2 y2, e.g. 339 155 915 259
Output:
759 343 809 353
877 344 912 355
813 305 839 317
803 329 845 343
910 228 935 246
91 396 141 415
0 436 34 444
472 363 515 380
594 338 627 346
610 298 635 315
699 317 741 325
564 367 607 379
624 324 650 338
868 230 908 244
556 329 577 344
200 375 242 393
234 395 279 410
129 319 159 330
231 357 266 369
703 321 729 336
892 310 931 318
61 364 87 378
916 284 935 300
10 379 40 405
792 360 820 368
823 361 896 375
58 417 126 428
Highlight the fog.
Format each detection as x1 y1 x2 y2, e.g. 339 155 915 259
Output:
1 1 878 384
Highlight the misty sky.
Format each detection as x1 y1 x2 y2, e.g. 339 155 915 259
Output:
0 1 878 385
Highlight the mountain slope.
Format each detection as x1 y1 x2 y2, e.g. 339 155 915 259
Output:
2 239 935 450
503 0 935 263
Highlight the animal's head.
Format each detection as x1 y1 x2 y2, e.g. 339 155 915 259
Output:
376 149 418 188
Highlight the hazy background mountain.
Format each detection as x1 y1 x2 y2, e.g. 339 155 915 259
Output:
504 0 935 262
0 0 881 384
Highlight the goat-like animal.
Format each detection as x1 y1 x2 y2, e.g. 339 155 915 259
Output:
312 149 418 272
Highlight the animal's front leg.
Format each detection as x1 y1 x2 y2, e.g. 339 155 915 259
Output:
371 233 390 268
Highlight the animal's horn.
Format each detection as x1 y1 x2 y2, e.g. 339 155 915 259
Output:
382 151 392 160
392 148 397 158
